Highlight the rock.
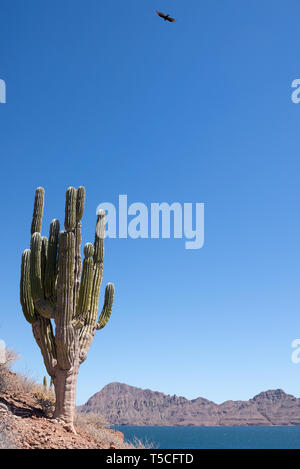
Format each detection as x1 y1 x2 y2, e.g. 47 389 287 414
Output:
63 423 77 434
0 403 8 412
77 382 300 426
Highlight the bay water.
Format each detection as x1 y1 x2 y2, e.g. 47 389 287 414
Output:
113 425 300 449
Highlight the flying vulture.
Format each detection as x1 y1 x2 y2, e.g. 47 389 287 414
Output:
156 11 176 22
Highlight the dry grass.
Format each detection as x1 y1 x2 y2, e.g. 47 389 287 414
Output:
32 389 55 417
0 349 19 394
0 348 56 418
16 372 39 394
122 436 156 449
74 411 108 430
0 349 41 397
74 412 155 449
74 411 123 447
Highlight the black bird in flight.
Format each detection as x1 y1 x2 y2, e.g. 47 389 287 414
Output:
156 11 176 22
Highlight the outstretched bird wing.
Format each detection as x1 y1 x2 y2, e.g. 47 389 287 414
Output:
156 11 166 19
156 11 176 22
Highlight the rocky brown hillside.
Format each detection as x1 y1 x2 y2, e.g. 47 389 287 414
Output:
0 389 125 449
78 383 300 426
0 369 125 449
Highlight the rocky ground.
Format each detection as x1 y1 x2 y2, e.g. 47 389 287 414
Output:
0 390 124 449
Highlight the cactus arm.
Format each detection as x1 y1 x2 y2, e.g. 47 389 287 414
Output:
93 209 105 264
30 233 56 319
76 186 85 222
64 187 77 232
79 264 103 363
96 283 115 330
44 219 60 299
73 243 94 329
32 316 57 377
30 233 44 301
74 187 85 310
78 213 106 363
31 187 44 235
88 210 106 325
41 236 48 290
74 220 82 310
20 250 36 323
88 211 106 324
34 298 56 319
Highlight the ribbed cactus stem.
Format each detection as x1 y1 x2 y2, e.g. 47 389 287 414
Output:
44 219 60 299
89 263 103 323
64 187 77 231
31 187 44 235
94 209 105 263
97 283 115 330
76 243 94 320
20 249 36 323
43 376 47 388
76 186 85 221
41 236 48 289
42 318 57 362
32 316 57 376
74 188 85 309
57 231 75 324
30 233 44 301
83 242 94 258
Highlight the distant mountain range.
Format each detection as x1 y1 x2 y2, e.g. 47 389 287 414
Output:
77 382 300 426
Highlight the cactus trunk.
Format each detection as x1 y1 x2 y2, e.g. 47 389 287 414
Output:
20 187 115 431
53 364 79 430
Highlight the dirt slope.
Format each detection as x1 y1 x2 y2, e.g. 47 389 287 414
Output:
0 390 124 449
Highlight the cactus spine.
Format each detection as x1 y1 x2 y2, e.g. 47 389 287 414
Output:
20 187 114 432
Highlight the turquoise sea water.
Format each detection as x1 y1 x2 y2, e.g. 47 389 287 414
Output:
113 426 300 449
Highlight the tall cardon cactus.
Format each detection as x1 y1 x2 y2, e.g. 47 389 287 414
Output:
20 186 114 431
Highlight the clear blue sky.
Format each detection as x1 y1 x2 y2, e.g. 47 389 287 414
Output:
0 0 299 405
